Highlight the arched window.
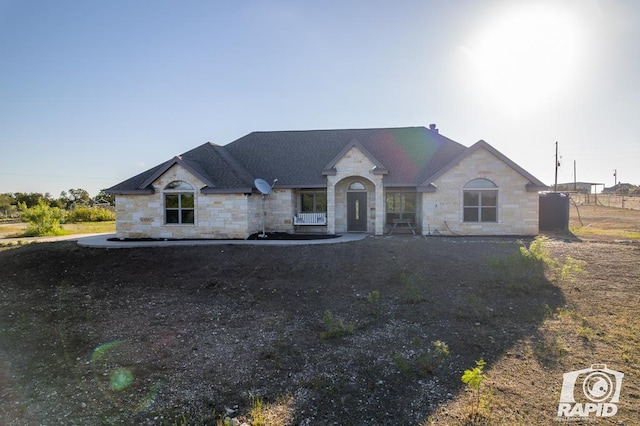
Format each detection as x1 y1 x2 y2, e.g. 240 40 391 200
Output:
463 178 498 222
348 181 366 191
164 181 195 224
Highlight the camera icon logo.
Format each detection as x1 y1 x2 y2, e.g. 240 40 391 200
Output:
557 364 624 418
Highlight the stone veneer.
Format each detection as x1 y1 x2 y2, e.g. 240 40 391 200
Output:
115 146 539 239
115 164 252 239
421 147 539 235
327 146 384 235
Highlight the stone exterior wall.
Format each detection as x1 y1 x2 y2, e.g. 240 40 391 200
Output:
327 146 385 235
260 188 295 234
114 145 540 239
114 164 251 239
421 147 540 236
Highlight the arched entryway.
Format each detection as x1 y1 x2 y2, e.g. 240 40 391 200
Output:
347 181 367 232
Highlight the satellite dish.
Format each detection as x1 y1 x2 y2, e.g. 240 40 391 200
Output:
254 178 272 195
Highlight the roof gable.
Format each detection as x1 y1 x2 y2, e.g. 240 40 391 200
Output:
223 127 467 188
322 139 388 176
139 155 216 190
107 127 545 194
420 140 548 192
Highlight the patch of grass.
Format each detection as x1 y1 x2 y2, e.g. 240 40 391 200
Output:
320 310 354 340
393 340 450 377
487 237 586 293
249 396 266 426
533 335 568 366
365 289 380 304
416 340 450 376
393 352 411 373
1 220 115 239
62 220 115 234
0 222 27 237
577 326 595 341
400 272 426 303
570 226 640 240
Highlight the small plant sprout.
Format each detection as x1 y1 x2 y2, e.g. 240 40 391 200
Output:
366 289 380 304
461 357 488 421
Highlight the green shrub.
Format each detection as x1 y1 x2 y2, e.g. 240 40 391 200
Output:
65 206 115 223
320 310 354 339
18 200 66 236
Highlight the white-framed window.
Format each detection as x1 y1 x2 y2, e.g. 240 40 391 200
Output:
164 180 195 224
300 191 327 213
463 178 497 222
386 192 416 224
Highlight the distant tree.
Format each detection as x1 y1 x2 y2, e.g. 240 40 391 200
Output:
0 193 16 217
49 197 66 209
93 189 115 206
14 192 46 208
60 188 91 208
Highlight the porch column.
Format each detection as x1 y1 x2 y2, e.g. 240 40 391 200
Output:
374 179 384 235
327 180 336 234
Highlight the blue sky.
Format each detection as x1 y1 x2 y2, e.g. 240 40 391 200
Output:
1 0 638 197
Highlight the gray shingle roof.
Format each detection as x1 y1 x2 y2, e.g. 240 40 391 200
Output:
106 126 544 194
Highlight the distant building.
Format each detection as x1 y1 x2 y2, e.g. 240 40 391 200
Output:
555 182 603 194
603 183 635 194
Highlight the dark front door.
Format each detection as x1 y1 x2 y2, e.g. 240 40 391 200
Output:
347 192 367 232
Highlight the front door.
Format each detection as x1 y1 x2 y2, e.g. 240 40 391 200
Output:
347 192 367 232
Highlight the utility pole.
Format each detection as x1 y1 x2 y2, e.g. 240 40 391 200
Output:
613 169 617 186
554 141 559 192
573 160 577 191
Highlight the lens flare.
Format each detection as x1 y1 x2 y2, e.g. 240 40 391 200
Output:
110 368 134 391
90 340 160 412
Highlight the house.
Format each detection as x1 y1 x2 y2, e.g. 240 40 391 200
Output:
603 182 635 194
106 126 547 239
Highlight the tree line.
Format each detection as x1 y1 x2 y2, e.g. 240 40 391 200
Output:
0 189 114 216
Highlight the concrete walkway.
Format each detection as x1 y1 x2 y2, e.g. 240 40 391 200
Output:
0 233 109 245
1 233 370 248
76 233 369 248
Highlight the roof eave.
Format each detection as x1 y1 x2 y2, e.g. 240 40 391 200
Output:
527 183 550 192
200 187 252 194
106 189 155 195
417 184 437 193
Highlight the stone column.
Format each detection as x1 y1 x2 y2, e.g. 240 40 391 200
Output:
374 178 384 235
327 180 336 234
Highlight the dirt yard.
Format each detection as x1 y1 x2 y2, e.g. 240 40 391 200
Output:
0 205 638 425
